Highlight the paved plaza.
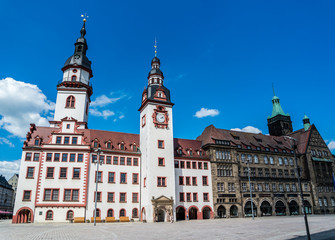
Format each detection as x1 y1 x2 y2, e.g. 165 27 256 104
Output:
1 215 335 240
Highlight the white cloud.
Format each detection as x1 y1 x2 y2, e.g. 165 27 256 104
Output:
0 137 14 147
194 108 219 118
0 78 54 138
89 109 115 120
0 160 20 180
328 141 335 153
90 94 124 108
231 126 262 134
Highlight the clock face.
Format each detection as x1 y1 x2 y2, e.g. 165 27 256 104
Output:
156 113 165 123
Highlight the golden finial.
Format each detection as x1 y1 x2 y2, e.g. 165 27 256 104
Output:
81 13 89 22
154 37 157 57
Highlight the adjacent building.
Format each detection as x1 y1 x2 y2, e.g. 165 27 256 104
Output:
0 175 14 217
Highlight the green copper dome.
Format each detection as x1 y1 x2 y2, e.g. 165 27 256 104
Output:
267 95 290 119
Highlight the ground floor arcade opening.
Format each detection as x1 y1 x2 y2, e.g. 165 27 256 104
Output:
189 207 198 220
230 205 238 217
217 205 226 218
289 200 299 215
260 201 272 216
202 207 211 219
15 208 33 223
176 207 186 221
275 200 286 216
304 200 312 214
244 201 257 217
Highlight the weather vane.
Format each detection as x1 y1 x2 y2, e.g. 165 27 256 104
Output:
81 13 89 22
154 37 157 57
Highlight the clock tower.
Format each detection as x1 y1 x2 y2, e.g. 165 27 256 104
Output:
139 54 176 222
51 19 93 129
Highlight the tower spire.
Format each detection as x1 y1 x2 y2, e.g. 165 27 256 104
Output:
272 83 276 96
154 38 157 57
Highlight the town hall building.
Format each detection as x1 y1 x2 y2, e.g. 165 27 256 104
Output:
12 20 334 224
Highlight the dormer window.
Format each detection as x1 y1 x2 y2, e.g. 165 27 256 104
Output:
189 150 193 156
120 143 124 150
34 139 40 146
265 147 270 152
71 75 77 82
107 142 111 149
274 148 278 152
157 91 163 98
133 145 137 152
237 144 242 148
177 149 182 155
93 141 98 148
256 146 261 151
283 150 287 153
247 146 251 150
199 151 203 156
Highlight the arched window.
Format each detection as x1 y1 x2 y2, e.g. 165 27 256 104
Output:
66 210 74 220
93 209 101 217
120 209 126 217
71 75 77 82
65 95 75 108
132 208 138 218
278 158 283 165
107 142 111 149
107 209 114 217
289 158 294 166
46 210 53 220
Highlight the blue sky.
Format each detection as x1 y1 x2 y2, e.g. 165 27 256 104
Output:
1 0 335 178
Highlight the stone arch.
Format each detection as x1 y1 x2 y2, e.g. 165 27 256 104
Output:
157 208 165 222
260 200 272 216
202 205 213 219
244 200 257 217
275 200 287 216
176 206 186 221
13 207 34 224
217 205 226 218
188 205 199 220
230 205 238 217
289 200 299 215
303 200 312 214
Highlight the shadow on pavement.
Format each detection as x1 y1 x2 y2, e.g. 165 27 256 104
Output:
289 229 335 240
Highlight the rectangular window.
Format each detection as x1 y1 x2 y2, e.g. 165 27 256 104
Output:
54 153 60 162
64 189 79 201
64 137 70 144
158 140 164 149
92 155 97 163
133 173 138 184
120 157 125 165
94 192 102 202
272 183 277 191
26 167 34 178
73 168 80 179
304 183 308 191
70 154 76 162
120 173 127 183
242 183 247 192
106 156 111 164
44 189 59 201
133 158 139 166
46 153 52 161
60 167 67 178
228 183 235 192
95 171 102 183
99 155 105 164
186 161 191 169
203 193 209 202
77 154 83 162
204 162 208 170
120 192 126 202
56 136 62 144
107 192 114 202
72 137 78 144
113 156 118 165
33 153 40 161
23 190 31 201
132 193 139 203
46 167 54 178
108 172 115 183
186 177 190 185
192 162 197 169
192 177 197 186
174 161 179 168
127 157 132 166
25 152 32 161
180 161 185 168
157 177 167 187
186 193 191 202
193 193 198 202
265 183 270 191
202 176 208 186
258 184 263 192
158 158 165 166
198 162 202 169
179 176 184 185
62 153 68 162
179 192 185 202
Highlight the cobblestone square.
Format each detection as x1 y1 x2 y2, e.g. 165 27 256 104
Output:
1 215 335 240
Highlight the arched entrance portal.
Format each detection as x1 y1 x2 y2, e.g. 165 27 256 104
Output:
289 200 299 215
230 205 238 217
275 200 286 216
303 200 312 214
260 201 272 216
217 205 226 218
202 207 211 219
244 201 257 217
189 207 198 220
176 207 186 221
157 209 165 222
15 208 33 223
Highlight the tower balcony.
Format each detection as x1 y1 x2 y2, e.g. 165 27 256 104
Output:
57 77 93 97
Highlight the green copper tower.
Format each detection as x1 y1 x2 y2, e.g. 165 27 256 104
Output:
267 87 293 136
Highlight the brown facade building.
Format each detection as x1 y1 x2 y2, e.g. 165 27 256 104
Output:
197 94 335 218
